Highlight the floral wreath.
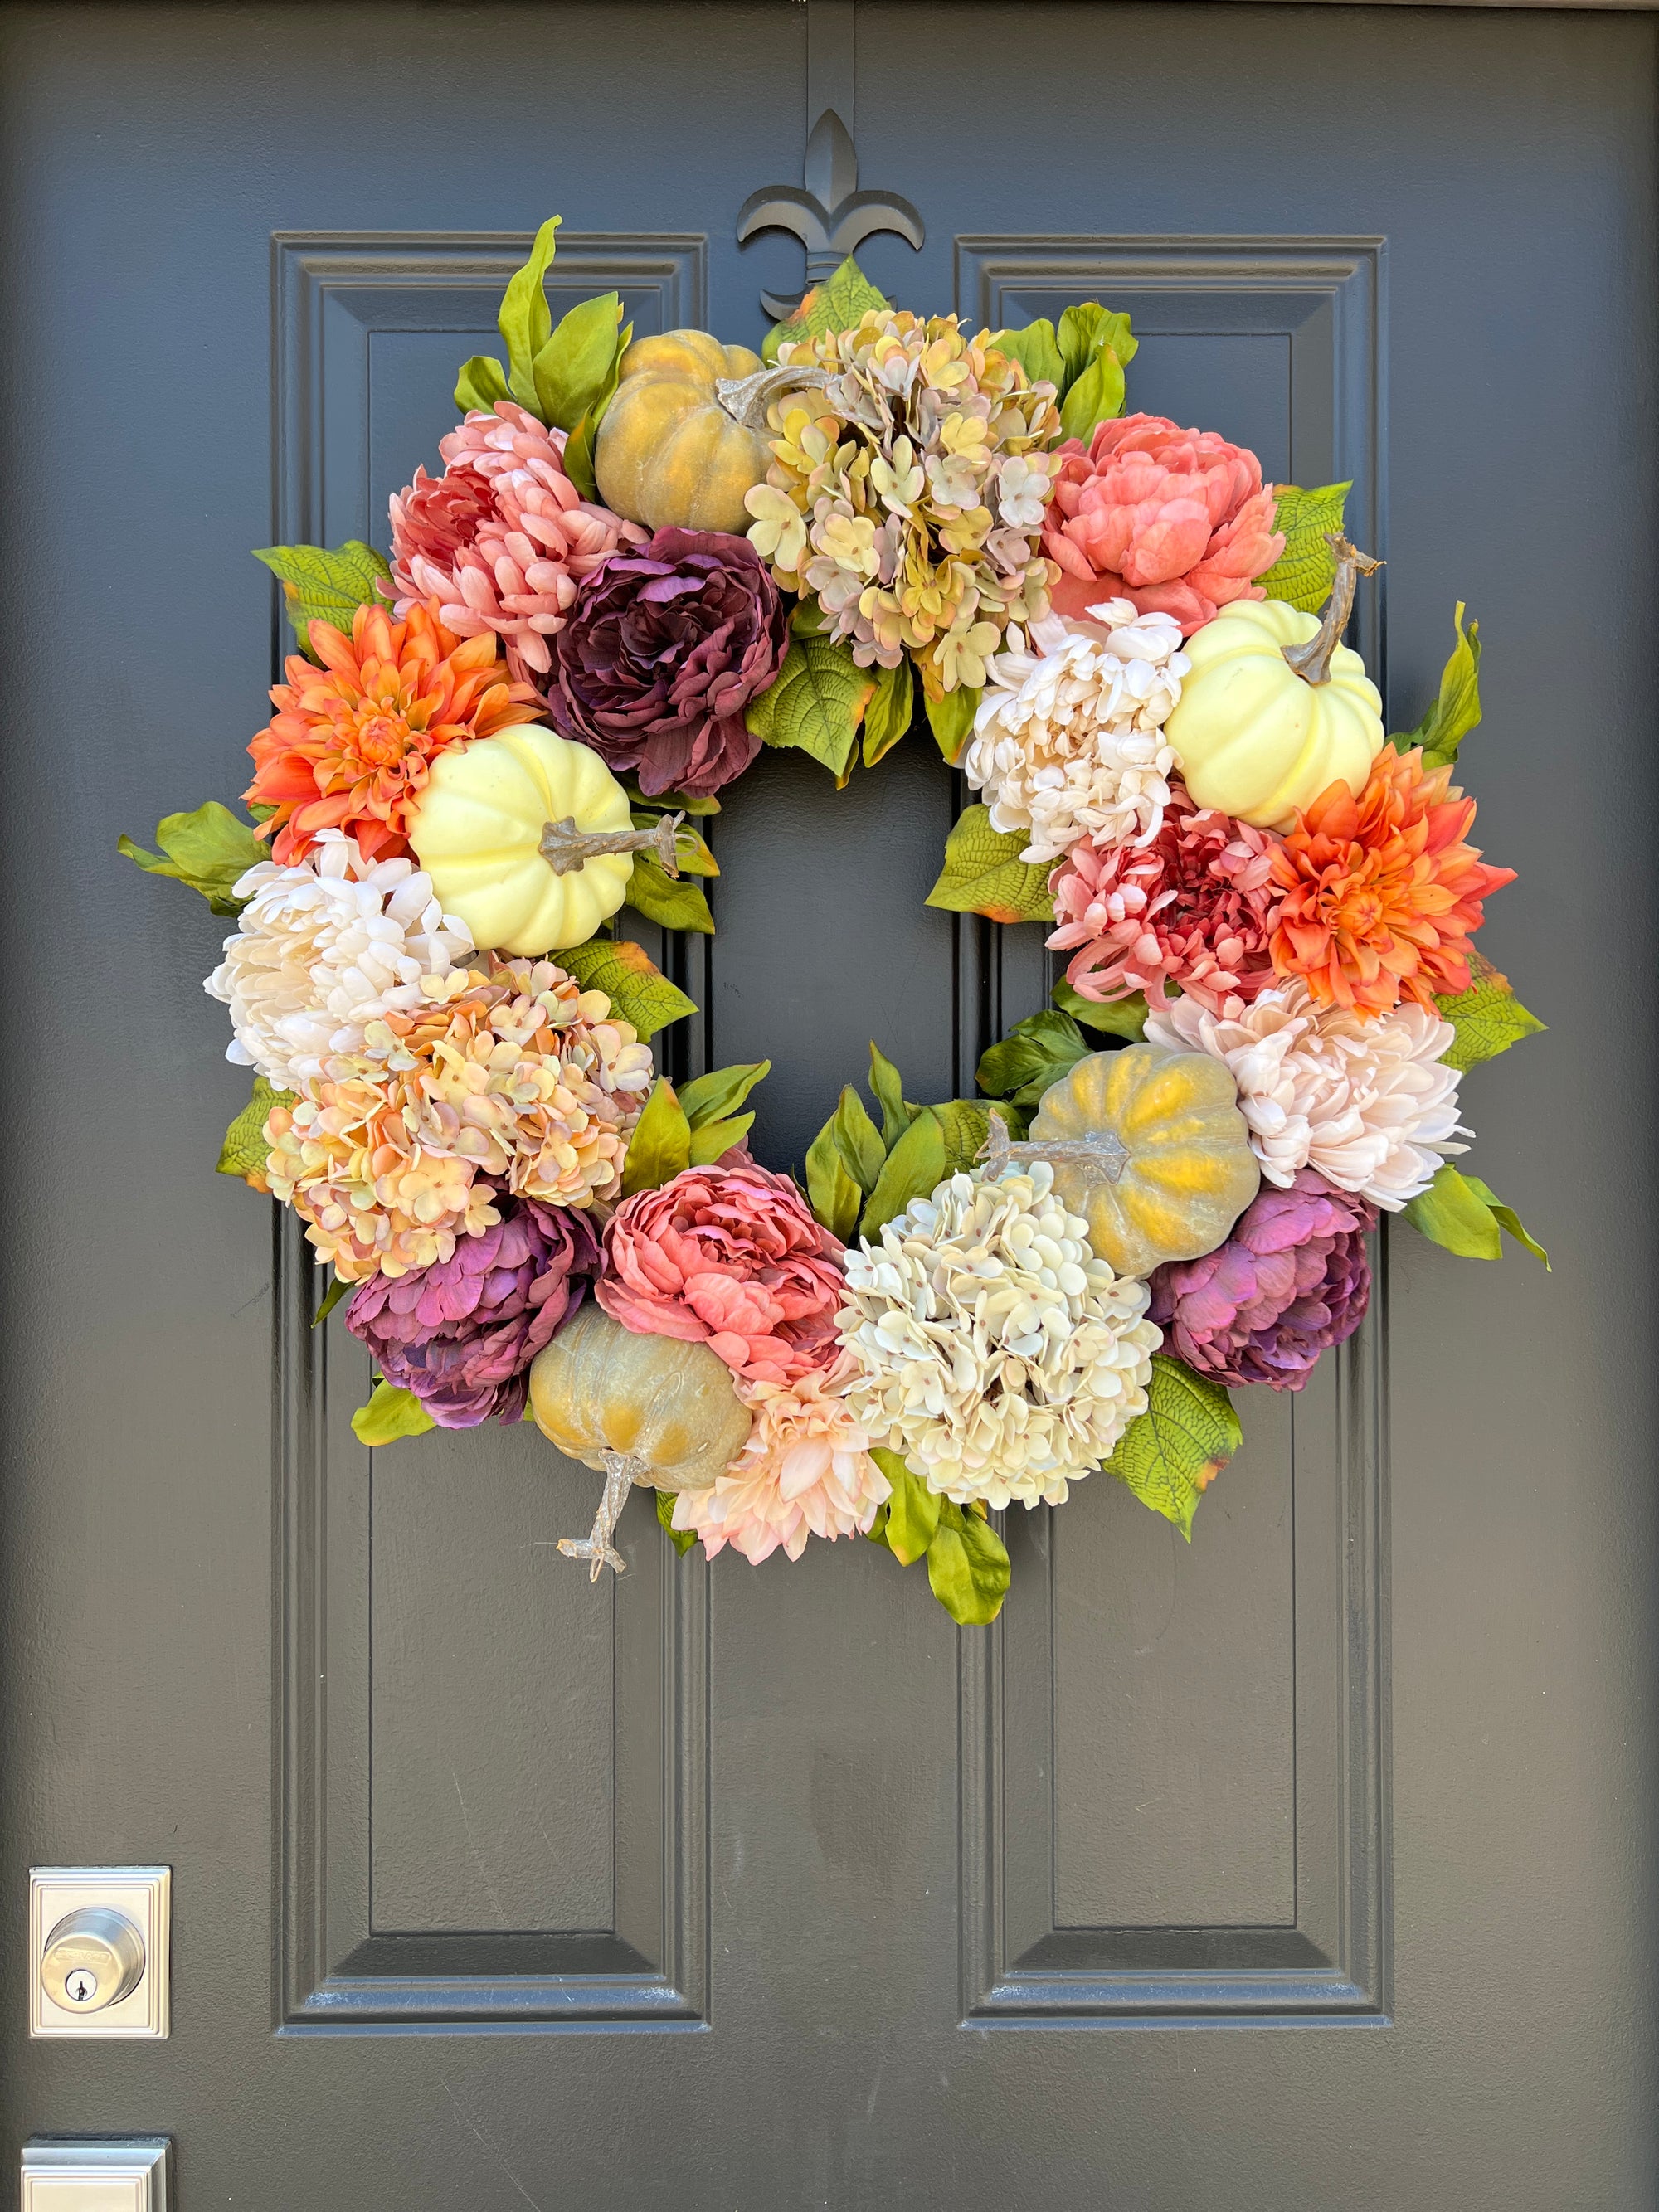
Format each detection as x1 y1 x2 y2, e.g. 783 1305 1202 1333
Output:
124 218 1546 1627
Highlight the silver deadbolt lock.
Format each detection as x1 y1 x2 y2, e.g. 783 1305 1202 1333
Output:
29 1868 170 2038
40 1907 147 2013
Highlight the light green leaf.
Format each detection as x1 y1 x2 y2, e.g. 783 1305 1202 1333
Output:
1395 602 1482 772
1051 976 1148 1041
1102 1354 1241 1541
1257 483 1351 613
625 854 715 935
216 1075 289 1189
829 1083 888 1191
556 937 697 1041
1057 303 1138 392
312 1272 351 1328
805 1124 864 1241
562 318 632 503
932 1099 993 1177
455 354 513 416
874 1447 941 1566
679 1062 770 1130
923 683 980 766
868 1043 921 1151
860 1109 949 1238
687 1112 754 1165
656 1485 698 1556
990 317 1065 390
630 808 718 877
251 540 391 659
745 634 875 780
533 290 622 432
620 1077 692 1196
1462 1175 1550 1270
622 779 720 818
119 800 268 916
1433 950 1545 1071
1404 1161 1502 1261
927 804 1054 925
1058 351 1126 443
761 255 891 365
499 214 562 414
862 657 914 768
352 1380 436 1446
978 1009 1091 1106
925 1504 1011 1626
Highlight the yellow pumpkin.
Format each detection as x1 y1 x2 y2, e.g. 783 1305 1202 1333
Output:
528 1305 750 1492
1029 1044 1260 1278
407 727 634 955
595 330 772 534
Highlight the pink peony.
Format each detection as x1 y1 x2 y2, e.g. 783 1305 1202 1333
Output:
671 1359 891 1563
1048 786 1279 1009
1043 414 1284 634
388 402 644 689
597 1161 847 1384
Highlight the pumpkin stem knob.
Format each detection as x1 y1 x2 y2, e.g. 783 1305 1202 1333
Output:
978 1107 1131 1187
1280 534 1384 687
539 811 685 879
714 362 830 432
557 1449 646 1582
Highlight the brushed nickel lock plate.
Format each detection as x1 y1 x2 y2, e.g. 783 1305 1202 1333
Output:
29 1869 169 2039
21 2138 170 2211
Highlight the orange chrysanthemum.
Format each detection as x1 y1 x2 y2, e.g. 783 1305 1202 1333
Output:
1268 746 1515 1018
246 599 541 865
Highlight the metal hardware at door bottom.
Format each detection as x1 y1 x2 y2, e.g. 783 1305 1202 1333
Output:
21 2137 170 2212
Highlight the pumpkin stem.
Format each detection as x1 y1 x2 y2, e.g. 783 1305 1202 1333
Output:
539 811 684 879
979 1107 1131 1187
715 362 830 432
557 1449 645 1582
1281 534 1384 686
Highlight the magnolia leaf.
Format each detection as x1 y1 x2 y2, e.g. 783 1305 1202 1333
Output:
1462 1174 1550 1270
875 1448 941 1567
630 808 718 877
1396 602 1482 771
679 1061 770 1130
745 634 875 778
805 1121 865 1241
828 1084 887 1191
761 255 891 365
927 805 1054 926
1103 1354 1241 1541
216 1075 288 1190
499 214 562 413
978 1009 1091 1106
863 657 914 768
1051 977 1149 1042
1257 483 1351 614
1057 303 1137 391
251 540 391 659
1058 350 1126 443
352 1380 435 1446
656 1485 698 1557
556 937 696 1041
1405 1162 1547 1266
312 1272 351 1328
625 854 715 935
923 683 980 766
119 800 268 916
868 1043 921 1151
932 1099 992 1177
860 1109 948 1238
562 318 632 503
926 1504 1011 1626
533 290 622 432
1433 950 1545 1071
990 317 1065 390
621 1077 692 1196
687 1112 754 1165
455 353 512 415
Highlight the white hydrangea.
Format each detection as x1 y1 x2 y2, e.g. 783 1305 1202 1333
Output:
204 829 474 1095
1146 979 1468 1211
836 1163 1161 1511
961 599 1189 863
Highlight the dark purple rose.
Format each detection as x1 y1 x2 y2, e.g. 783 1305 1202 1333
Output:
345 1196 601 1427
547 527 788 797
1147 1170 1374 1392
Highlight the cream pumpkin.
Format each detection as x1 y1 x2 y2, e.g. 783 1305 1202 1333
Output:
528 1305 751 1494
595 329 773 535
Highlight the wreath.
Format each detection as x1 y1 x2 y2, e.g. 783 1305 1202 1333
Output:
124 217 1546 1627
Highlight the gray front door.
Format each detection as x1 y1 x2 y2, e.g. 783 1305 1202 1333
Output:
2 3 1652 2205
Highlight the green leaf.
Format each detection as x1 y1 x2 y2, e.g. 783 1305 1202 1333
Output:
1256 483 1350 614
868 1043 921 1151
874 1448 941 1566
1102 1354 1241 1541
623 778 720 818
532 290 622 432
926 804 1054 926
620 1077 692 1196
1051 976 1148 1041
679 1062 770 1130
745 634 875 780
624 853 715 935
923 683 980 766
978 1009 1091 1106
119 799 268 916
990 317 1065 390
630 809 718 877
805 1126 864 1240
498 214 562 414
656 1485 698 1557
1433 950 1545 1071
862 657 914 769
932 1099 993 1176
455 353 512 415
1461 1175 1550 1270
562 318 632 503
1405 1161 1547 1267
687 1113 755 1165
860 1109 949 1238
925 1505 1011 1626
557 937 696 1042
1058 351 1126 443
1395 602 1482 772
352 1380 435 1446
1057 303 1138 392
761 255 891 365
216 1075 289 1189
251 540 391 659
819 1082 888 1193
312 1272 351 1328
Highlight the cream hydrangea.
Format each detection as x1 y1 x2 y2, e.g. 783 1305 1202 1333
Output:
205 829 473 1094
1145 979 1468 1210
837 1164 1160 1510
961 600 1188 863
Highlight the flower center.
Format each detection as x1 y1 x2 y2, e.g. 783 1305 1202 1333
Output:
353 713 409 768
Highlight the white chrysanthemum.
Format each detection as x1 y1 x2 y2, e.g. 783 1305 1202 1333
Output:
836 1163 1161 1510
962 599 1189 863
1145 979 1468 1211
204 829 474 1094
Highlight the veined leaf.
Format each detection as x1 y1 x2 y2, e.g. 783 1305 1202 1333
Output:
1103 1354 1241 1540
679 1062 770 1130
688 1112 754 1165
923 683 980 766
1433 950 1545 1071
1258 483 1351 614
657 1486 698 1557
562 317 632 502
216 1074 288 1191
745 634 875 779
557 937 696 1042
1462 1174 1550 1270
1404 1161 1547 1267
621 1077 691 1195
352 1380 435 1446
251 540 390 659
119 800 268 916
990 316 1064 390
932 1099 992 1177
868 1043 921 1150
533 290 622 432
499 215 562 414
625 854 714 935
863 656 914 768
926 1505 1011 1626
978 1009 1091 1106
927 805 1054 926
1051 977 1148 1041
874 1448 941 1566
761 255 890 364
1395 602 1482 771
860 1110 948 1238
455 354 512 415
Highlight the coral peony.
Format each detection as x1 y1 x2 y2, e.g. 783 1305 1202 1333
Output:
598 1161 847 1384
388 402 643 688
1043 413 1285 633
345 1196 600 1427
246 599 540 867
670 1358 891 1563
1269 745 1515 1018
547 528 787 798
1148 1170 1374 1391
1047 786 1279 1009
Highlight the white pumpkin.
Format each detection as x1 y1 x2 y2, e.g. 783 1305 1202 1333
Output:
407 727 634 955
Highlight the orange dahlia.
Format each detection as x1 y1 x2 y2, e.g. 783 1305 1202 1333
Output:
1268 746 1515 1018
246 599 540 865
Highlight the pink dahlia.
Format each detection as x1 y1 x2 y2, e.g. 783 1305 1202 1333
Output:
388 402 644 689
1048 787 1279 1009
1043 414 1285 634
597 1161 847 1385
